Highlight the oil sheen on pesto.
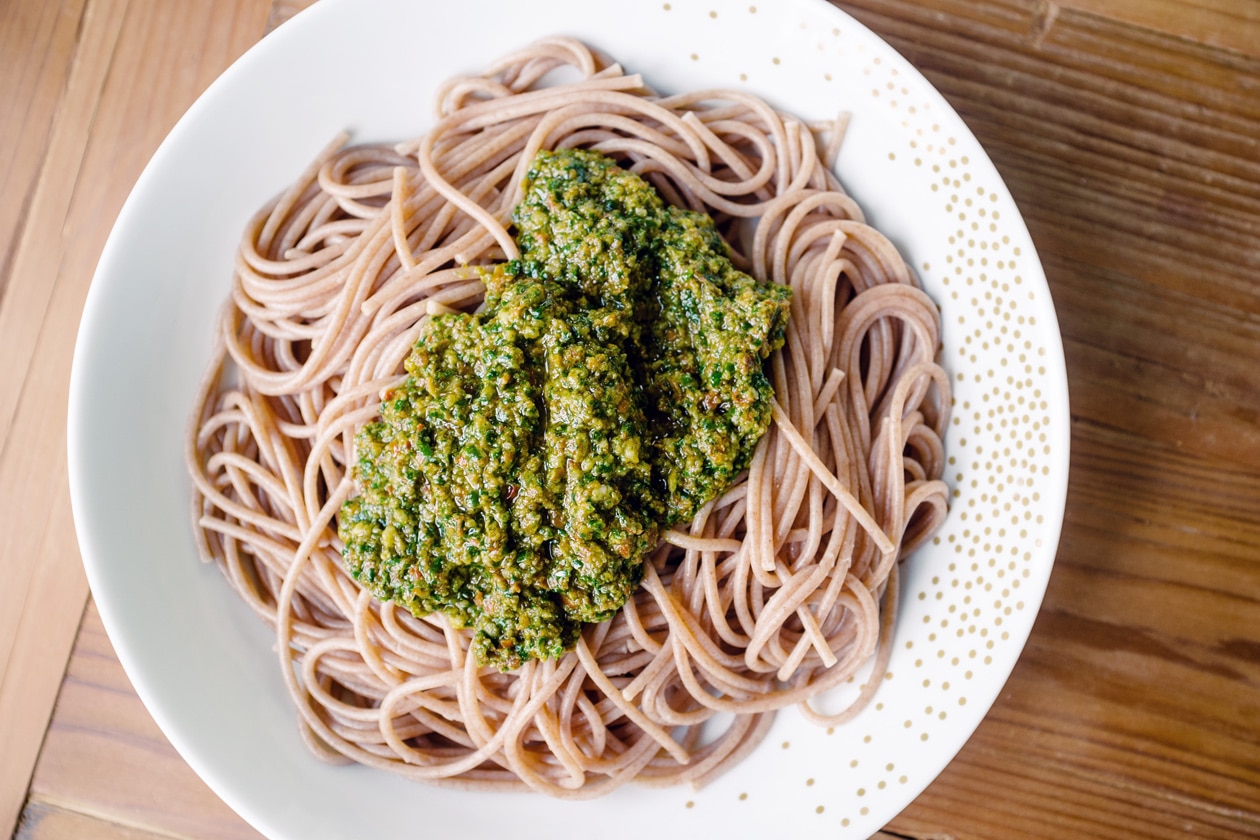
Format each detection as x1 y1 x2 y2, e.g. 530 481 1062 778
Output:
338 148 791 670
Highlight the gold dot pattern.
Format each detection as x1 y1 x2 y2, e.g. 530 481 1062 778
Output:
652 1 1064 836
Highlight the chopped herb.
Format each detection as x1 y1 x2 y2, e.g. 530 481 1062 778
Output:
338 149 790 670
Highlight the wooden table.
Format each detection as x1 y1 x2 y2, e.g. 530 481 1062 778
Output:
3 1 1258 837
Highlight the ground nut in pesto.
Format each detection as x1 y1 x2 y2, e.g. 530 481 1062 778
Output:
338 149 791 670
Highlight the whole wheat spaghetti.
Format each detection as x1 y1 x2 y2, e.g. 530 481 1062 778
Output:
186 37 950 797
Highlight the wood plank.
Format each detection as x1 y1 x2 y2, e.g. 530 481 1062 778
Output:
1052 261 1260 468
29 602 263 840
886 371 1260 798
826 1 1260 837
830 0 1260 460
0 4 92 833
0 0 128 826
0 0 123 467
0 0 118 658
0 486 90 840
16 800 173 840
1056 0 1260 59
0 0 275 837
889 712 1260 839
886 423 1260 838
834 0 1260 307
0 0 89 305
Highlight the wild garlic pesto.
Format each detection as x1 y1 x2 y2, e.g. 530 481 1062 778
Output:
338 148 791 670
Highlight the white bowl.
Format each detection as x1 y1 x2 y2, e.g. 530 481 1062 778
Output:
68 1 1069 837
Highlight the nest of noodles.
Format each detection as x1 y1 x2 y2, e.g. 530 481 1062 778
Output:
186 37 950 797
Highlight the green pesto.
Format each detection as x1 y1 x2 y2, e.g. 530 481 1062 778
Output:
338 148 791 670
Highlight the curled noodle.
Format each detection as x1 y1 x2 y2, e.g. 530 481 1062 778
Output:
186 37 950 797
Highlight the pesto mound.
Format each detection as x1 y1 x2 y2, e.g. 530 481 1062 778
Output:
338 148 791 670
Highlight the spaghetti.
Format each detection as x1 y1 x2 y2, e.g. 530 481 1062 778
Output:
186 37 950 797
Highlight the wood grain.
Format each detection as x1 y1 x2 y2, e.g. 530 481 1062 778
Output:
0 0 88 307
4 0 1260 838
831 0 1260 837
1055 0 1260 58
0 0 275 837
0 0 121 830
25 603 263 840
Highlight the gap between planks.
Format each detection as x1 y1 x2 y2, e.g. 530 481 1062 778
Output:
17 796 193 840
